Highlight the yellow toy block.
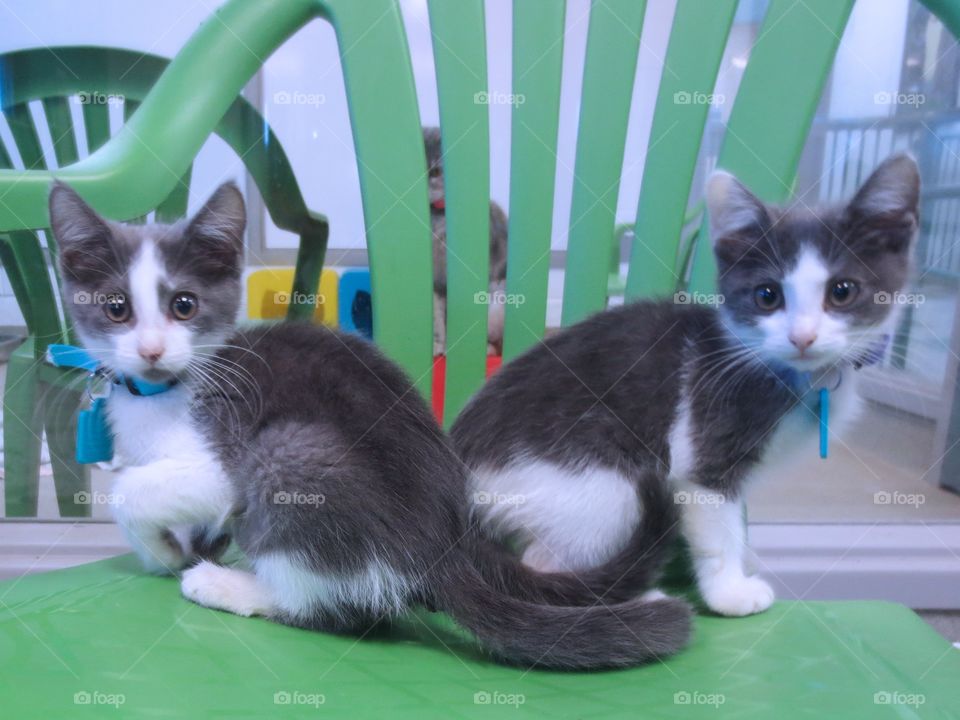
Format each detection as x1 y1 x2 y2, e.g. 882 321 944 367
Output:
246 268 339 325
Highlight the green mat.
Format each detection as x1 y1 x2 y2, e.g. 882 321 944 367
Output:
1 555 958 718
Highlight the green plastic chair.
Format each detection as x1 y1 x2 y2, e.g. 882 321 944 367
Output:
0 1 959 716
0 46 329 518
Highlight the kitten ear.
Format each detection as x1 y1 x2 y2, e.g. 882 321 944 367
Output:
706 170 771 262
844 154 919 253
181 182 246 278
48 182 115 282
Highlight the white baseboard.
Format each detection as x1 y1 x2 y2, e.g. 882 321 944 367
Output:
2 521 959 609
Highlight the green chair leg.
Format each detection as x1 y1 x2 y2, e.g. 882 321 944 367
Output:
3 349 43 517
42 382 90 518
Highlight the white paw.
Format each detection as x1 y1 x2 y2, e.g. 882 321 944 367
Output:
181 561 271 617
702 575 775 617
641 588 670 602
122 526 188 575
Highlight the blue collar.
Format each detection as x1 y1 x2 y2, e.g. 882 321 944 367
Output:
46 344 180 396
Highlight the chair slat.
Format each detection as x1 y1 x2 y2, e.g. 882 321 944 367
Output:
8 230 63 352
688 0 855 292
6 104 46 170
82 101 111 154
327 0 434 396
501 0 566 361
428 0 492 426
154 164 192 223
561 0 646 326
625 0 738 300
123 100 147 223
42 97 80 167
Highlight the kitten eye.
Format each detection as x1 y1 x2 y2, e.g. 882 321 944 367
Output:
828 279 858 308
170 292 198 320
103 294 130 323
753 283 782 311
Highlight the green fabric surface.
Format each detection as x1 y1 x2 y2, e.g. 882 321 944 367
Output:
1 555 958 718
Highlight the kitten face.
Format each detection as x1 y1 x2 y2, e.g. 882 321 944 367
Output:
423 127 445 206
50 183 246 381
707 155 919 372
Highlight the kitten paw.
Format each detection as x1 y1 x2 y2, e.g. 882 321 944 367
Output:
702 576 774 617
181 561 271 617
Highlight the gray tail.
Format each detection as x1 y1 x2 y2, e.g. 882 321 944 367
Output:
435 549 691 669
467 477 679 606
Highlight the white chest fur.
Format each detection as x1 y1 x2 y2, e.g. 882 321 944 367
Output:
107 385 214 467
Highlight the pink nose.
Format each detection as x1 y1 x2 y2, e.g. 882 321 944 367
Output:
789 333 817 352
138 346 164 364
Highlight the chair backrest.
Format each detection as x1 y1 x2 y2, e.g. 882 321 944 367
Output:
0 45 326 354
0 0 957 426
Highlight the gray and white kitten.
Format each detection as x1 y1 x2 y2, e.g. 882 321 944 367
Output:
50 181 690 668
425 127 509 355
451 155 919 617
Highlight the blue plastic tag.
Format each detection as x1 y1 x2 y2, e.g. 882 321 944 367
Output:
77 397 114 464
819 387 829 459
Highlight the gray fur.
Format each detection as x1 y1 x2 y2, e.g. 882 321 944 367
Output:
451 154 920 600
52 181 690 669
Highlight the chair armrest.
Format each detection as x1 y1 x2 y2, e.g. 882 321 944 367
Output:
0 0 318 231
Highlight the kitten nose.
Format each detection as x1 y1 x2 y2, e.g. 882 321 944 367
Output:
789 332 817 352
138 345 164 364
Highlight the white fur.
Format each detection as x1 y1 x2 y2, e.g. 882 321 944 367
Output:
255 553 412 621
470 459 639 573
181 561 274 617
86 240 236 574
